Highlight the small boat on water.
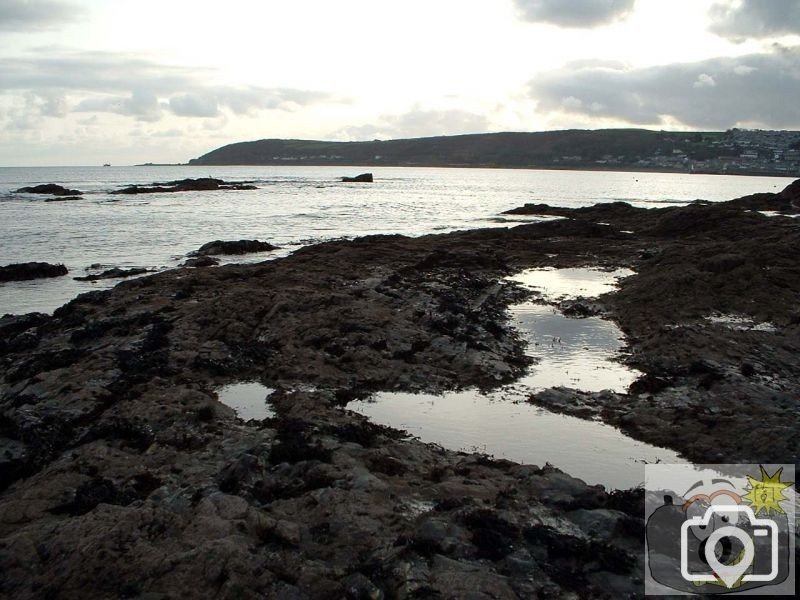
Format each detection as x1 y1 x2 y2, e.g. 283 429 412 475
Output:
103 163 111 167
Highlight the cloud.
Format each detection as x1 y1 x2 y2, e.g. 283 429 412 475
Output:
528 46 800 129
0 0 84 31
169 94 219 118
693 73 716 88
513 0 635 27
710 0 800 42
38 90 68 117
206 87 335 115
0 49 338 124
0 50 198 94
334 107 491 140
75 90 163 122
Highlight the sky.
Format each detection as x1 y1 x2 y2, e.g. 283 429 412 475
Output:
1 0 800 166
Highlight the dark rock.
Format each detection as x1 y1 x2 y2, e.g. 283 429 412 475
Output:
725 179 800 214
0 262 68 282
463 510 521 560
341 173 373 183
740 362 756 377
15 184 83 196
189 239 277 256
502 202 571 216
559 298 603 318
700 253 746 273
181 256 219 268
567 508 626 540
44 196 83 203
73 267 150 281
0 312 49 338
112 178 257 194
342 573 383 600
628 374 673 395
412 517 472 558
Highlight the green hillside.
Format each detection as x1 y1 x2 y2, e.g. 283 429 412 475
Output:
188 129 800 176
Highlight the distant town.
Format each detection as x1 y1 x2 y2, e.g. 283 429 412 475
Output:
557 129 800 176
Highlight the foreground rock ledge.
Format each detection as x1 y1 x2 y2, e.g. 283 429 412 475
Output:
1 181 799 598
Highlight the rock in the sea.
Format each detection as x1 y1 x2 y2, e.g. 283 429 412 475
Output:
190 240 277 256
73 267 150 282
341 173 373 183
43 196 83 203
181 256 220 268
0 262 68 282
112 178 257 194
15 184 83 196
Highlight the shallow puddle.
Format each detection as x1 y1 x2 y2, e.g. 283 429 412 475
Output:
511 303 641 392
349 390 685 490
216 382 276 419
508 266 642 392
508 267 634 301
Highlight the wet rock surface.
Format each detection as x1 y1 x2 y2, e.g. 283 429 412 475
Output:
1 180 799 597
112 178 258 194
0 262 68 283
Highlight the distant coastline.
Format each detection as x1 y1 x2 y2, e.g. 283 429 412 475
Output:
185 129 800 178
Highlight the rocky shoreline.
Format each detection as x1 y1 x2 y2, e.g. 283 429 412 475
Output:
1 181 799 598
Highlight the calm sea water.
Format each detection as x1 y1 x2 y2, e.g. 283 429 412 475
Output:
0 165 793 315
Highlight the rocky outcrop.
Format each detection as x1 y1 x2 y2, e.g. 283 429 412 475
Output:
189 240 277 256
73 268 151 282
719 178 800 214
341 173 373 183
14 184 83 196
112 178 258 194
0 262 68 283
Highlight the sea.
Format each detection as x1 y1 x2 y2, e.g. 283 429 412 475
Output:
0 165 793 316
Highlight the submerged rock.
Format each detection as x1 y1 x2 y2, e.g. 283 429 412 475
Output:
73 267 151 281
43 196 83 203
14 184 83 196
0 262 68 282
189 239 277 256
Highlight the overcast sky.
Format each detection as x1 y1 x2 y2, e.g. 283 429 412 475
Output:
2 0 799 165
